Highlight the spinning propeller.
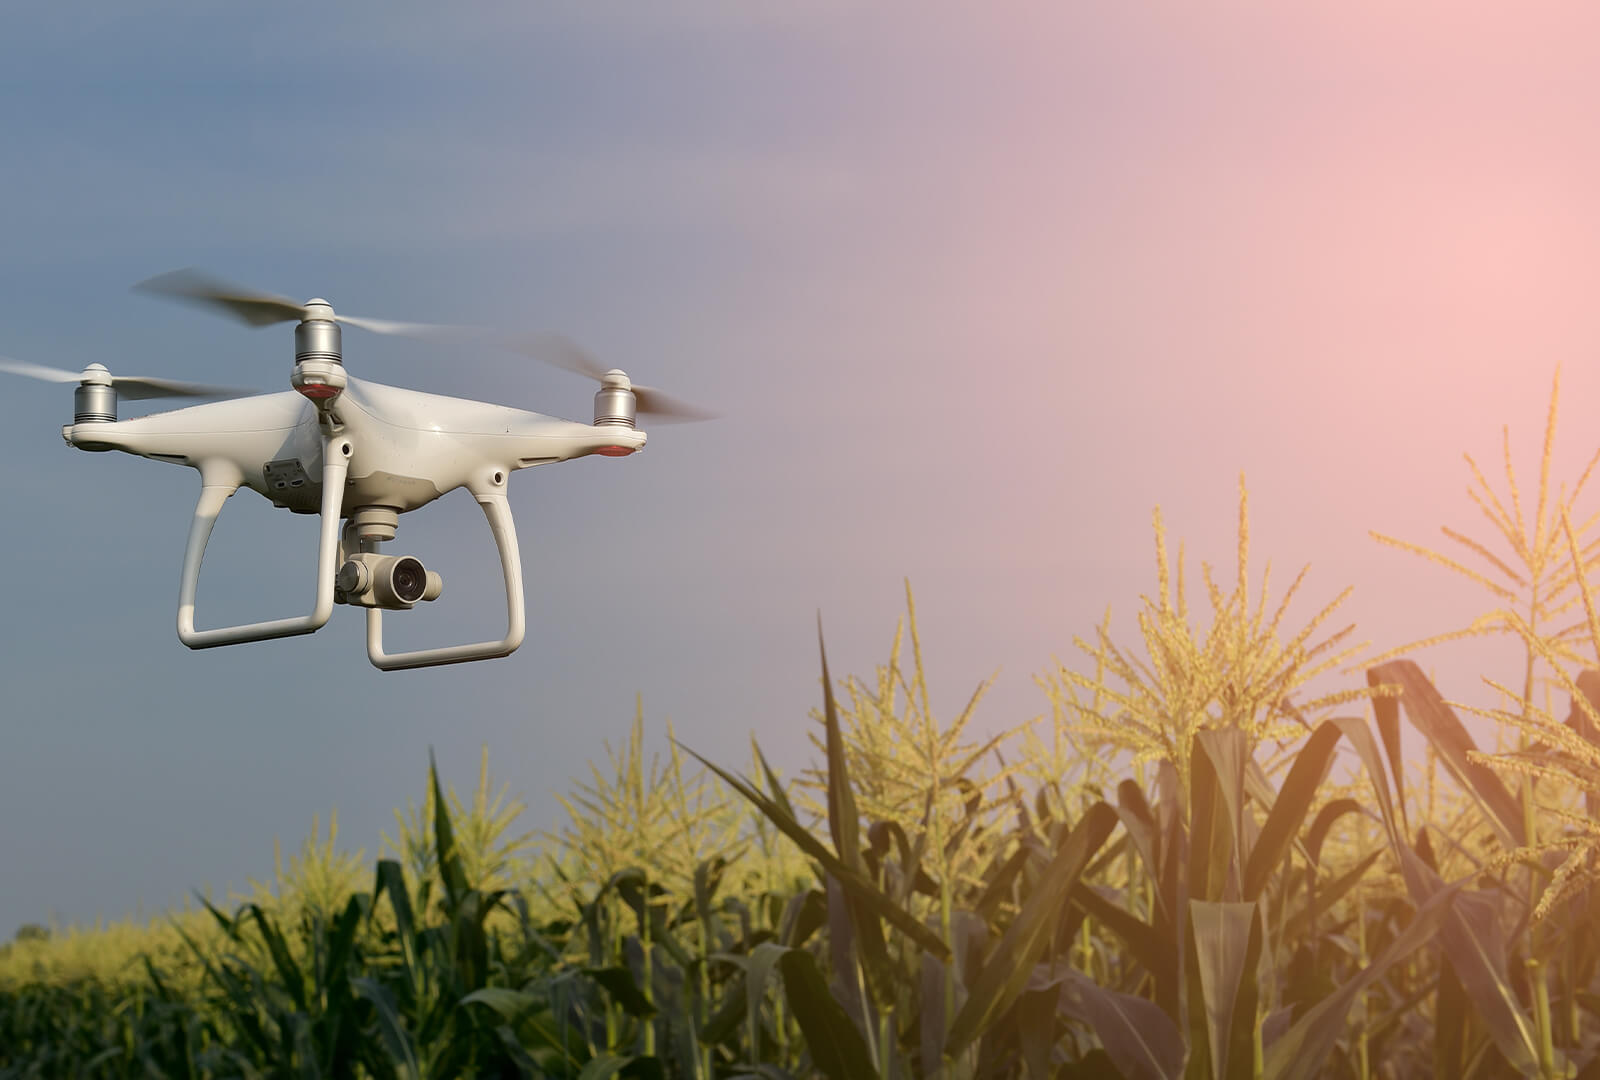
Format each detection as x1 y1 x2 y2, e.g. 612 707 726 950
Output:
133 270 715 423
0 357 246 400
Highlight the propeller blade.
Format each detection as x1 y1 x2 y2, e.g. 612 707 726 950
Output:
633 384 718 423
133 271 715 420
334 312 485 344
116 376 253 400
134 269 308 326
508 332 610 382
505 334 715 422
0 357 81 383
0 357 248 400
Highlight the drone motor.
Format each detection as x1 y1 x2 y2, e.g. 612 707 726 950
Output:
291 303 347 403
74 367 118 423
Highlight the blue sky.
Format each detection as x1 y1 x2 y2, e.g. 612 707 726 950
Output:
5 3 1600 934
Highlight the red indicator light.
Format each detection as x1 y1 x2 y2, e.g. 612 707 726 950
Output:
296 383 341 401
595 445 634 457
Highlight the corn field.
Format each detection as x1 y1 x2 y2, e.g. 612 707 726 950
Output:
10 370 1600 1078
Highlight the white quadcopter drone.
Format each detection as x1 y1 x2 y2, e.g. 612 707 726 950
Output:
1 271 709 670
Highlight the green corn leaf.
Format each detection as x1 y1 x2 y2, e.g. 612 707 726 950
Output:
745 942 790 1058
752 740 800 824
1304 799 1364 868
816 622 897 1012
679 744 949 959
1053 966 1185 1080
371 860 422 999
972 840 1035 923
1367 661 1524 848
429 749 470 911
1243 720 1343 901
321 893 364 995
1069 883 1168 975
1332 711 1541 1075
779 888 827 949
462 986 586 1069
698 977 748 1048
582 965 658 1018
1187 900 1263 1080
777 947 881 1080
1372 682 1408 834
1189 731 1242 904
945 800 1118 1059
246 905 307 1015
819 620 861 871
578 1054 634 1080
1282 848 1383 942
351 976 421 1080
622 1055 666 1080
1263 880 1459 1080
1430 885 1541 1075
460 985 539 1023
494 1024 547 1077
1434 955 1468 1078
1116 779 1165 919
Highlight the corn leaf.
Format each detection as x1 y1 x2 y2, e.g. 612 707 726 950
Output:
1333 710 1541 1074
679 744 950 960
1263 880 1459 1080
1049 965 1185 1080
944 800 1118 1059
1187 900 1263 1080
777 948 880 1080
1366 661 1524 848
1243 720 1342 901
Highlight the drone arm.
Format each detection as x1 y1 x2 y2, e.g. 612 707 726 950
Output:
365 488 526 670
176 435 352 648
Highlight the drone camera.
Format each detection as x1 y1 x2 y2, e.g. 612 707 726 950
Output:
335 554 444 609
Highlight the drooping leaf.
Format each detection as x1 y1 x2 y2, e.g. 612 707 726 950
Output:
352 977 421 1080
1243 721 1343 901
1367 661 1523 848
1430 885 1541 1076
679 744 949 959
944 801 1119 1058
1304 799 1364 869
1263 881 1458 1080
777 948 880 1080
1331 711 1541 1075
583 965 658 1018
1052 966 1185 1080
1116 779 1161 890
1069 883 1168 975
1283 848 1383 942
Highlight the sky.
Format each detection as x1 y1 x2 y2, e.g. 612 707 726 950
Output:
6 3 1600 934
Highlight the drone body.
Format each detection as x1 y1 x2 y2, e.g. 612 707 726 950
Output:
6 273 699 671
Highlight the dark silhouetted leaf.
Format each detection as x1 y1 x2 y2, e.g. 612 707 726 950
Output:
1367 661 1523 848
1244 720 1342 901
777 948 880 1080
945 801 1118 1058
1052 966 1185 1080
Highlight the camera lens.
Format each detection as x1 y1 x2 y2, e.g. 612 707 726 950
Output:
391 557 426 603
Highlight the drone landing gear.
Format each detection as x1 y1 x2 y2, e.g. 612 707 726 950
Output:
177 434 353 648
363 488 526 671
